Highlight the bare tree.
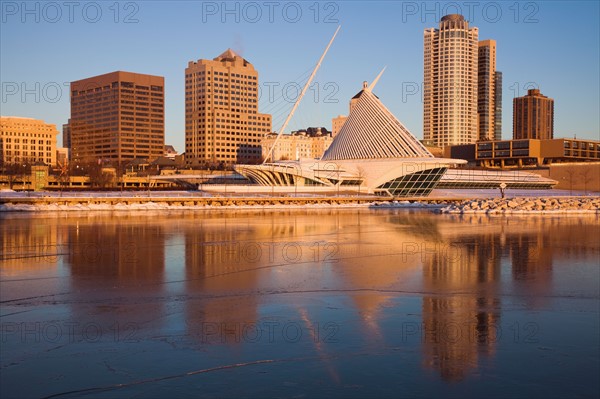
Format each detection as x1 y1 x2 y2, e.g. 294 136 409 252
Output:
3 161 31 190
356 166 367 196
56 160 70 192
579 168 593 195
563 166 576 196
86 162 114 189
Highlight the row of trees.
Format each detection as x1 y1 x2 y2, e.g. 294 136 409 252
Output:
1 161 32 189
1 160 114 190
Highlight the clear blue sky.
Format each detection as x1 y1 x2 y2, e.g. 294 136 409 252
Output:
2 1 599 152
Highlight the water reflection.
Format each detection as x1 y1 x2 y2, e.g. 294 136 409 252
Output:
418 223 503 382
1 211 598 397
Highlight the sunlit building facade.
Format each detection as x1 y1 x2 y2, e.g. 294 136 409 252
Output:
261 128 333 161
424 14 479 147
70 71 165 164
331 115 347 138
0 116 58 165
513 88 554 140
185 49 272 166
478 40 501 141
494 71 503 140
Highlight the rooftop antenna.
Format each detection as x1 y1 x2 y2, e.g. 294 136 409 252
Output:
263 25 341 164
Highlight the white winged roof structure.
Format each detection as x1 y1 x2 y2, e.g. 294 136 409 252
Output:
321 88 433 161
234 77 470 196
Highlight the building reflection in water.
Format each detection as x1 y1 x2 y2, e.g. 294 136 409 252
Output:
64 214 167 329
183 213 263 343
420 223 503 382
417 215 598 382
2 211 598 387
181 211 363 345
0 214 68 273
333 212 436 343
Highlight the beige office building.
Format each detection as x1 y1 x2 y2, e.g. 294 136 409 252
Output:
262 128 333 161
0 116 58 165
70 71 165 164
185 49 272 166
424 14 479 148
513 89 554 140
332 115 347 137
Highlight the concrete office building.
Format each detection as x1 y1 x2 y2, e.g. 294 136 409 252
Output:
262 127 333 161
185 49 272 166
70 71 165 164
331 115 347 138
0 116 58 166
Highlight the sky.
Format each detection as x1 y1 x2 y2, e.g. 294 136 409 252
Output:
1 0 599 152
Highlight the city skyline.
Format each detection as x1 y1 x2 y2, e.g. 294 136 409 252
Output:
1 1 599 153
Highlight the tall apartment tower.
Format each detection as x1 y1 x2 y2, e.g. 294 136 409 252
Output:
70 71 165 164
185 49 272 166
513 88 554 140
494 71 503 140
424 14 479 148
478 40 502 141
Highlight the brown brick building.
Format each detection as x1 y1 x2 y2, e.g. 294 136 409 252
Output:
513 88 554 140
185 49 272 166
70 71 165 164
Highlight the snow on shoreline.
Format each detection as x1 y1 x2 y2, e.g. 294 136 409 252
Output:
0 197 598 214
440 197 600 214
0 201 444 213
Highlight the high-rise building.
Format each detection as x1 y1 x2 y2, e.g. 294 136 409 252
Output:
494 71 503 140
0 116 58 165
56 148 69 165
513 88 554 140
331 115 347 138
424 14 479 148
70 71 165 164
478 40 501 141
185 49 272 166
62 119 71 150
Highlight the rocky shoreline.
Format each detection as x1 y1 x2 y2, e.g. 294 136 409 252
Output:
440 197 600 214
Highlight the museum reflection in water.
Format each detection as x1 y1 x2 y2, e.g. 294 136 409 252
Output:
1 210 598 382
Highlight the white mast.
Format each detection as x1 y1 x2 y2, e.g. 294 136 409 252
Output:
367 66 387 92
263 25 341 164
